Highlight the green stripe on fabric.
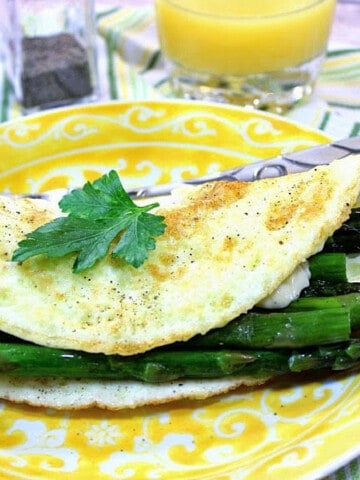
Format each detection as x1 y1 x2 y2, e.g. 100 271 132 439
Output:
154 77 175 97
325 101 360 110
140 50 161 74
105 33 119 99
154 77 170 89
96 7 120 21
321 65 360 80
318 111 331 131
326 48 360 58
350 123 360 137
1 76 12 123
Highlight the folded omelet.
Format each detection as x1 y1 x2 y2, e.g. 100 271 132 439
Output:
0 156 359 409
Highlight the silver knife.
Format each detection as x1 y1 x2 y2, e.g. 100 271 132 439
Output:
7 136 360 201
127 136 360 198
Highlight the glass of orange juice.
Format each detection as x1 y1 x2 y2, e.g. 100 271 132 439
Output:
154 0 336 113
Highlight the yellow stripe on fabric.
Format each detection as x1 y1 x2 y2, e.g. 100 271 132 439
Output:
322 53 360 79
114 57 152 100
320 96 360 108
311 108 331 130
98 7 146 32
323 52 360 68
116 57 131 99
321 69 360 81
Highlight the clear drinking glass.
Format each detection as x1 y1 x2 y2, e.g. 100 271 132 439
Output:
1 0 98 114
155 0 336 113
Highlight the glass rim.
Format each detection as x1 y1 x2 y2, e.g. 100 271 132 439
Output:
158 0 332 20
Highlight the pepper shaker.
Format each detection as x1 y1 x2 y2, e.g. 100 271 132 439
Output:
1 0 98 113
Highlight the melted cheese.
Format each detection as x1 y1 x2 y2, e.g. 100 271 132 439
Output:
257 262 310 309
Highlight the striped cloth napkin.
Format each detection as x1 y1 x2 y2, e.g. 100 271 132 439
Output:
0 6 360 479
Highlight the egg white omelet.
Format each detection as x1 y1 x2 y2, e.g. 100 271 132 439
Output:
0 156 359 409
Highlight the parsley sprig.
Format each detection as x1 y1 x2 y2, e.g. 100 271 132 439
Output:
12 170 166 273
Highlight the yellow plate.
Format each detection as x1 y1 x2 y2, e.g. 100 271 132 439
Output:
0 100 357 480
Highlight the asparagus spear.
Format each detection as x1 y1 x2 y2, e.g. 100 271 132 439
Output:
309 251 360 283
301 280 360 297
303 252 360 296
187 293 360 349
0 343 290 381
0 341 359 382
325 208 360 253
289 341 360 372
282 292 360 322
187 307 352 349
309 253 348 283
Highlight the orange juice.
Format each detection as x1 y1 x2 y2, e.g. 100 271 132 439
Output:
155 0 336 76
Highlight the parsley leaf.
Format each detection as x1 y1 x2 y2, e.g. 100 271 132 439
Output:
12 170 166 273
